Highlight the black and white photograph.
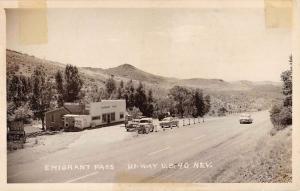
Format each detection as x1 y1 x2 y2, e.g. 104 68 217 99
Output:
2 0 297 187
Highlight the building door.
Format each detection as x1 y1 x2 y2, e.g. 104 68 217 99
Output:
107 114 111 124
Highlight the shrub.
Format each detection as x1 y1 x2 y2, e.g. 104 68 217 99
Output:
128 107 142 119
157 113 167 121
279 107 292 126
217 107 227 116
270 104 292 130
270 104 282 126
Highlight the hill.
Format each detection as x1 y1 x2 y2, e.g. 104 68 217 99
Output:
6 49 282 113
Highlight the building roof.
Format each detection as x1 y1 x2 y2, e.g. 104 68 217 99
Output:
46 100 125 116
63 103 88 115
101 99 126 102
64 114 81 117
45 107 69 115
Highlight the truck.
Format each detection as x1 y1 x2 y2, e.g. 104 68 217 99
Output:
74 115 92 129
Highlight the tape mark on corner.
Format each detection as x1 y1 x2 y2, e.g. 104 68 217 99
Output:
18 0 48 44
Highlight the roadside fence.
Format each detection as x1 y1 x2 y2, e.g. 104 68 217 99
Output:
182 117 204 127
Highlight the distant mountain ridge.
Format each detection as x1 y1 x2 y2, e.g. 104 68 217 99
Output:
82 63 171 85
81 63 281 92
7 49 282 112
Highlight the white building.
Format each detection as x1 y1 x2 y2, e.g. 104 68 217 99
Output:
74 100 126 129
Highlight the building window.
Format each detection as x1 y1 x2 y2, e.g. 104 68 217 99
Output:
51 115 55 122
102 114 107 123
120 113 124 119
111 113 115 121
92 116 101 120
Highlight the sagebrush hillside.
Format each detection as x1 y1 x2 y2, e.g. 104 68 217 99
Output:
6 49 282 114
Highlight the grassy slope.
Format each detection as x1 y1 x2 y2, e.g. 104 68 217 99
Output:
6 49 107 89
6 49 282 112
216 126 292 183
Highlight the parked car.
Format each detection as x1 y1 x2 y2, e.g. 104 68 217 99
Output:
239 113 253 124
125 114 133 127
126 118 140 131
159 117 179 130
137 118 154 134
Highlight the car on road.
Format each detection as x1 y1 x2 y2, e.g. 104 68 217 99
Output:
125 118 140 131
239 113 253 124
137 118 154 134
159 117 179 130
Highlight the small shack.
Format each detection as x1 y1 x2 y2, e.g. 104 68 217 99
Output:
45 107 69 131
45 103 88 131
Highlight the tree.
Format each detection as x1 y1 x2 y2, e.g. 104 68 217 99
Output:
134 82 148 115
270 54 293 129
7 74 33 125
145 89 154 117
8 74 31 107
169 86 191 117
120 80 124 89
64 65 83 102
105 75 116 98
270 103 292 130
204 95 211 115
128 83 135 108
194 89 205 117
218 107 227 116
84 85 103 103
30 67 53 130
128 107 142 119
13 103 33 123
124 80 135 109
281 55 292 108
154 97 176 119
183 90 195 118
55 70 64 107
117 80 125 99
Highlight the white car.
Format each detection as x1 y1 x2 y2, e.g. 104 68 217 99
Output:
125 119 140 131
239 113 253 124
159 117 179 129
137 118 154 134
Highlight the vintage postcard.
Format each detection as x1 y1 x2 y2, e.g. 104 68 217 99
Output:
0 0 299 191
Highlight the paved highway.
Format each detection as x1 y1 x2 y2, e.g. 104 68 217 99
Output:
7 111 272 183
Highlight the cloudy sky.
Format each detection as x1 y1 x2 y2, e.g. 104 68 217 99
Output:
6 8 292 82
